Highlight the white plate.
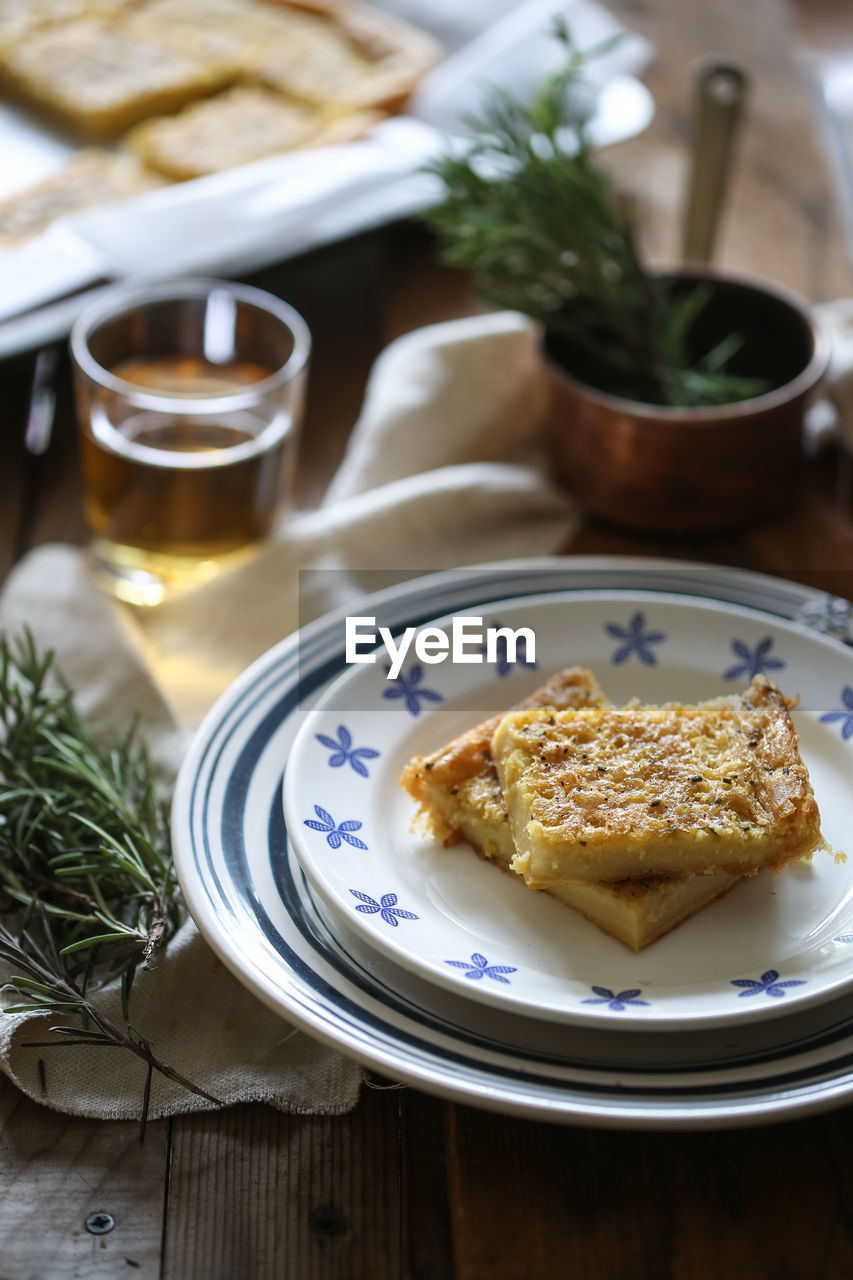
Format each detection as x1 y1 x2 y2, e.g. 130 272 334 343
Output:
172 557 853 1128
284 591 853 1029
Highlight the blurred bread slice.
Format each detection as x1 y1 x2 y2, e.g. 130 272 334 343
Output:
0 149 163 245
129 0 440 114
252 0 441 112
0 0 132 53
123 0 313 71
125 84 380 179
0 17 237 137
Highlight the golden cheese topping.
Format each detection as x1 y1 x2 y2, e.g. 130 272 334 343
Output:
399 667 608 847
493 676 824 884
502 681 808 838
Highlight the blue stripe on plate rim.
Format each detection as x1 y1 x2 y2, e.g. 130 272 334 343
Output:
173 557 853 1127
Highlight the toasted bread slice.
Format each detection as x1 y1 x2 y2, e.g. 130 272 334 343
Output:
0 17 236 137
0 1 132 53
537 872 740 951
399 668 739 950
252 0 441 112
125 84 380 179
400 668 608 851
123 0 310 72
128 0 439 113
0 149 162 245
494 676 824 887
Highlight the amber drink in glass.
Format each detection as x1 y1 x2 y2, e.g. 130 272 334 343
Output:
71 278 310 605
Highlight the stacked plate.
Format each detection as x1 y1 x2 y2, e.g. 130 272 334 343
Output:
172 557 853 1129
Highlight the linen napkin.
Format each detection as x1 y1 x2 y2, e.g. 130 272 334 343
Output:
0 311 578 1120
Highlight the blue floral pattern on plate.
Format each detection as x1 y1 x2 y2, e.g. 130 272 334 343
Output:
730 969 806 998
605 613 666 665
315 724 379 777
350 891 418 926
723 637 786 681
582 985 650 1010
382 664 443 716
304 805 368 850
445 953 518 984
820 687 853 740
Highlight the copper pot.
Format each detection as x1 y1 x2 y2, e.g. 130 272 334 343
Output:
546 268 828 535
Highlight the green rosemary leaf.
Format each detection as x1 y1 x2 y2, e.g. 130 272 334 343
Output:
660 283 713 356
4 977 56 995
0 630 211 1135
47 1025 114 1040
699 331 745 374
422 21 769 407
59 932 141 956
22 1037 121 1048
128 1023 154 1046
4 1000 88 1014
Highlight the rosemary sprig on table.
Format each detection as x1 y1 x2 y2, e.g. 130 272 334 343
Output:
423 20 768 407
0 630 219 1134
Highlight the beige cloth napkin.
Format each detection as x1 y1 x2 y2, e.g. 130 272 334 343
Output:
0 311 578 1120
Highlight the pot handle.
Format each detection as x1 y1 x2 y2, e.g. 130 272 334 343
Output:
681 59 748 265
807 301 853 453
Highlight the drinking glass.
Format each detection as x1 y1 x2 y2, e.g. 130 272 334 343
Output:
71 277 311 606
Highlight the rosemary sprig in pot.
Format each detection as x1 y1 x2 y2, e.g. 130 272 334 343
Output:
423 20 768 408
0 629 219 1135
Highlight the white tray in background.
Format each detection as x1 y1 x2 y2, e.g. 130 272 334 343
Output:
0 0 653 355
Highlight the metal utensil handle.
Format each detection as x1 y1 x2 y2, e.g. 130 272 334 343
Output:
24 346 59 456
681 59 748 264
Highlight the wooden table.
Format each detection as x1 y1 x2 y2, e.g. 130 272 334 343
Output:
2 2 853 1276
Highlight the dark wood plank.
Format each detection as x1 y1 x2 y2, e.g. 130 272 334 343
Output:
381 222 480 342
400 1090 454 1280
249 232 389 508
17 347 88 553
445 1105 853 1280
162 1087 402 1280
793 0 853 51
0 1076 169 1280
0 351 41 577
